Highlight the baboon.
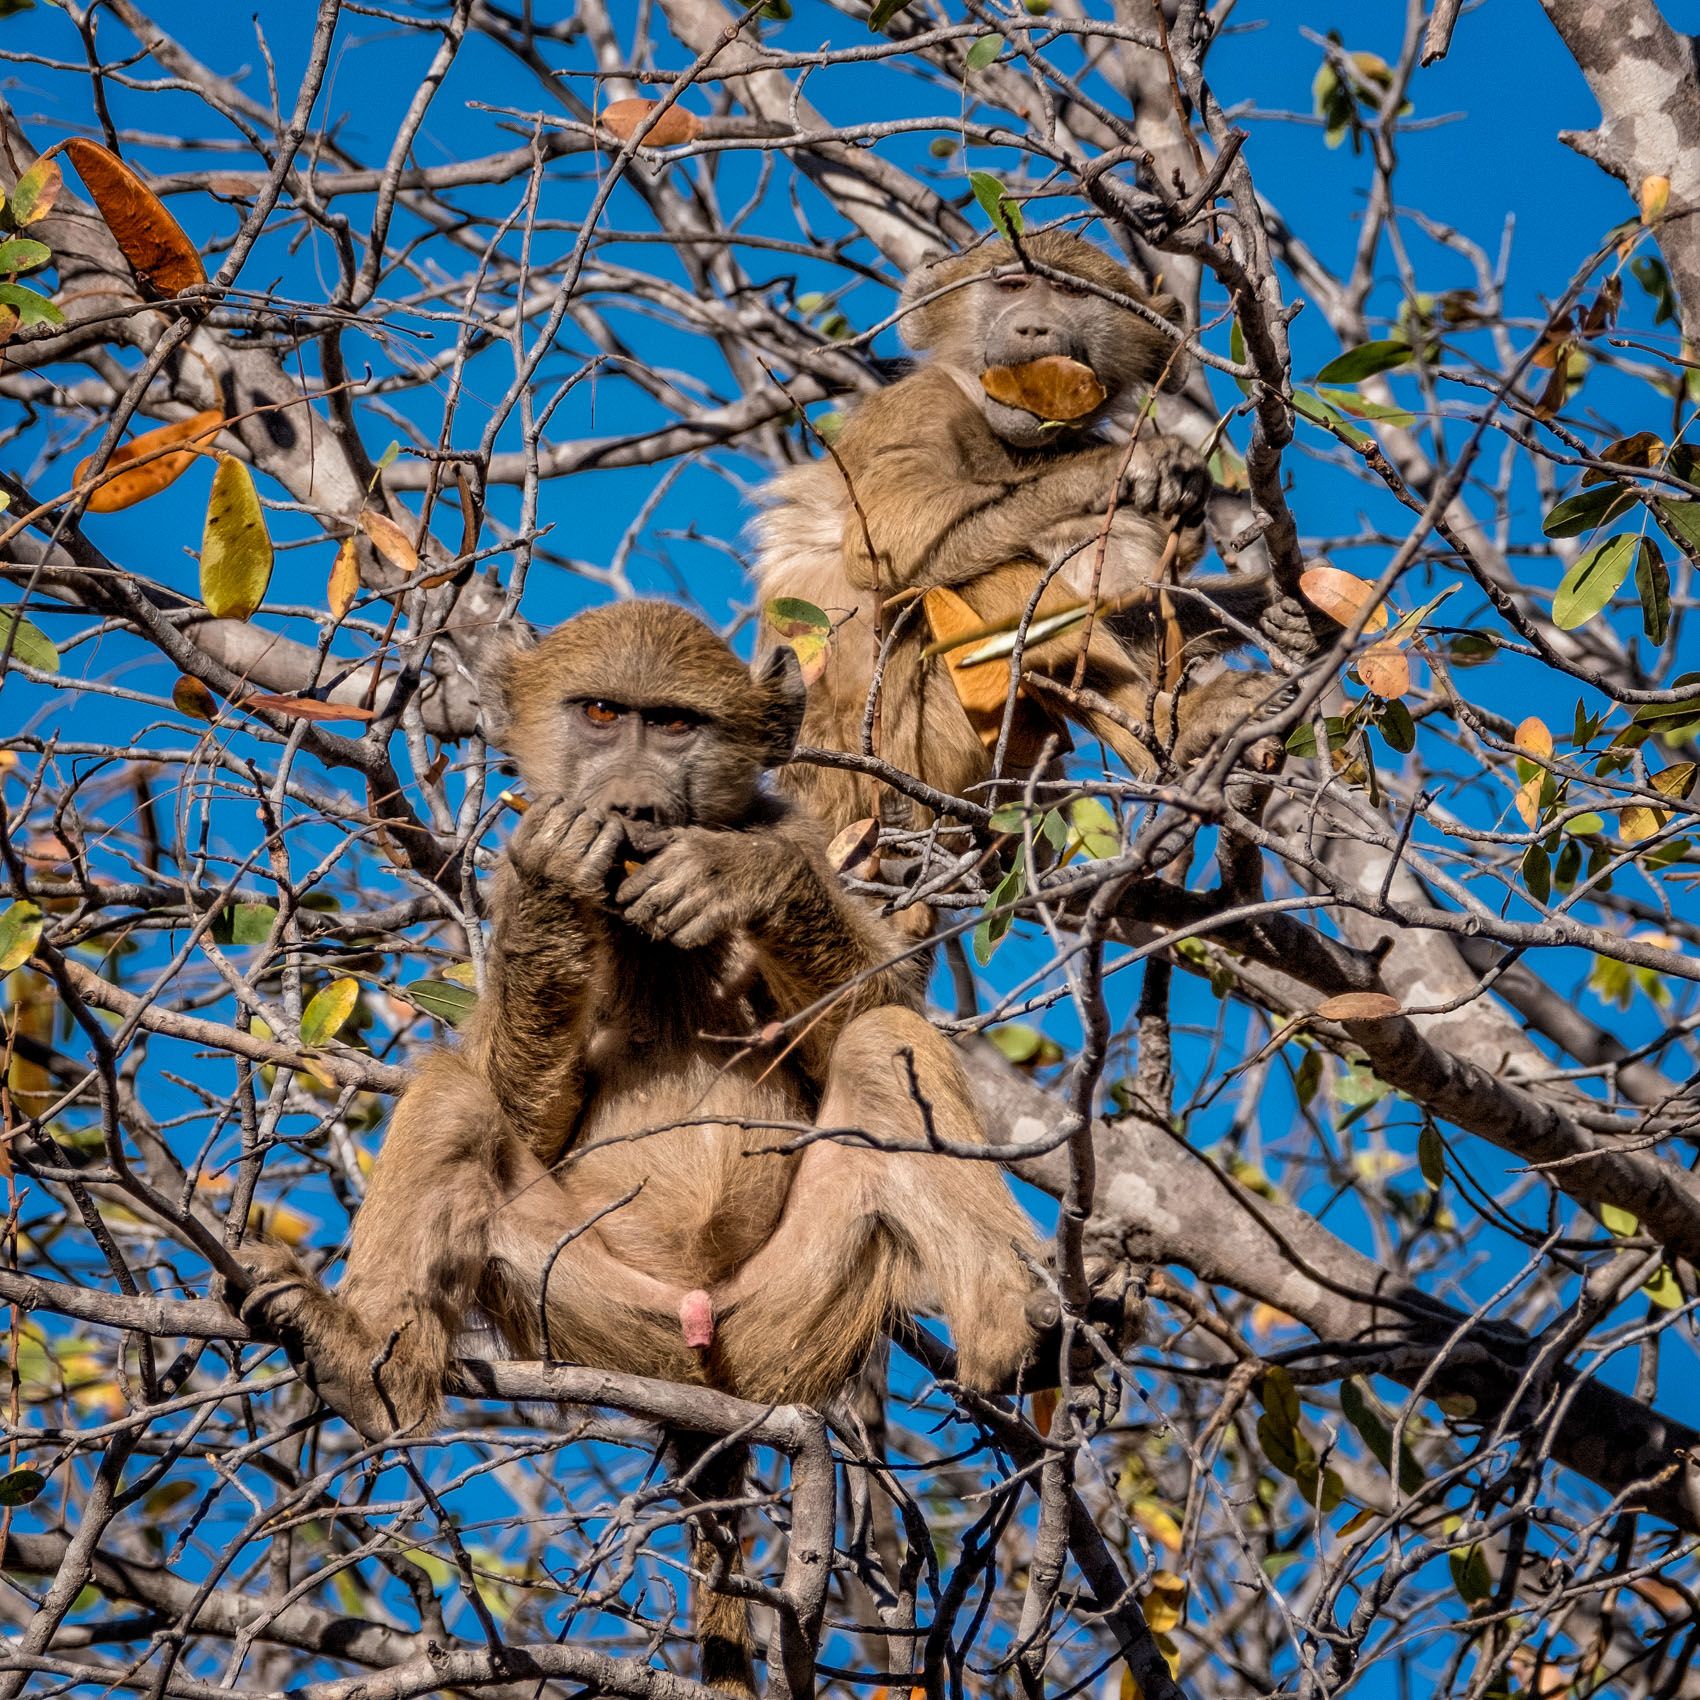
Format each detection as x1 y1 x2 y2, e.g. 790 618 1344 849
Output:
754 230 1282 837
240 600 1050 1697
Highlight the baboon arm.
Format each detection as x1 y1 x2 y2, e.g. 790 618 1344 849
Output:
835 375 1124 593
464 864 599 1163
746 820 928 1075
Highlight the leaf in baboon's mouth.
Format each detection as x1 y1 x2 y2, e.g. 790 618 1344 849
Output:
980 355 1106 422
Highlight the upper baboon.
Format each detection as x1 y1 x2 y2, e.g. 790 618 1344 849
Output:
240 600 1050 1697
754 230 1281 838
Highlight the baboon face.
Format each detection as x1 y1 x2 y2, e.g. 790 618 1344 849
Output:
479 600 806 836
900 231 1188 450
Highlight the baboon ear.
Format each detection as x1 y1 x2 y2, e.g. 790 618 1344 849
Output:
1150 293 1192 394
751 644 807 766
473 623 535 748
897 248 955 352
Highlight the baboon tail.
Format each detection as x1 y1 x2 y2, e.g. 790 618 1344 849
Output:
679 1437 757 1700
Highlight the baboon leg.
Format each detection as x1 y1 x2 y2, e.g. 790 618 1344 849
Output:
241 1052 504 1437
712 1007 1041 1399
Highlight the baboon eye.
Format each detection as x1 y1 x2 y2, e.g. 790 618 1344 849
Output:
1057 281 1087 298
583 701 621 726
995 275 1030 293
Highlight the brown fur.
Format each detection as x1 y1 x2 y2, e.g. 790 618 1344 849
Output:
240 601 1043 1697
754 231 1281 837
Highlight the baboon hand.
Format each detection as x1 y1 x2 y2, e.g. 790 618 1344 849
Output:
1119 436 1210 527
615 828 781 951
506 794 628 898
1259 588 1336 664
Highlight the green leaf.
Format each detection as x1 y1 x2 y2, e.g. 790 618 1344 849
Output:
1295 1047 1323 1109
1417 1123 1445 1188
1446 631 1497 667
406 979 478 1027
213 902 278 946
867 0 916 26
0 900 43 975
1636 536 1671 643
1653 497 1700 554
0 237 50 274
1449 1543 1492 1606
965 33 1003 69
1314 339 1412 384
0 609 59 673
1341 1378 1425 1494
1631 254 1679 326
1285 716 1352 757
8 157 60 226
0 1468 46 1507
764 596 831 634
1521 843 1550 905
0 283 63 327
1552 534 1635 630
989 1023 1042 1064
200 457 273 621
1314 385 1415 427
300 976 360 1047
1379 698 1416 753
972 846 1026 965
1542 484 1637 538
967 170 1022 239
1067 796 1119 860
1564 812 1605 836
1293 388 1370 446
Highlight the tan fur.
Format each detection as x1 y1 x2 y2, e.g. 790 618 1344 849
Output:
753 233 1281 836
240 600 1043 1697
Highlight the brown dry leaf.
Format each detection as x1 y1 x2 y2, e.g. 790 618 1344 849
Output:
1358 642 1410 699
454 461 480 560
63 137 205 297
1641 174 1671 224
599 98 703 147
981 354 1107 422
75 409 223 512
1314 991 1402 1022
359 508 419 577
1530 347 1574 421
327 537 359 619
1514 716 1553 758
199 457 273 621
1298 565 1389 632
241 692 378 724
171 675 218 722
827 816 880 879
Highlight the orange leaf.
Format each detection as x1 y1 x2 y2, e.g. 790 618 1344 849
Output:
241 692 378 724
359 508 419 576
599 98 703 147
1358 642 1410 699
981 355 1107 423
1641 174 1671 224
63 137 205 297
1298 565 1389 632
1028 1387 1058 1437
1514 773 1543 828
1314 992 1402 1021
328 537 359 620
1514 716 1552 758
171 675 218 722
75 409 223 512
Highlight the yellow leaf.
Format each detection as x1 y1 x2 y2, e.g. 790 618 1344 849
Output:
200 456 273 621
0 901 44 975
441 960 479 987
359 508 419 577
64 137 205 298
1131 1496 1183 1553
1641 174 1671 224
1140 1569 1186 1634
247 1200 316 1246
1514 716 1552 758
328 536 359 619
300 976 359 1047
75 410 223 512
1514 772 1543 828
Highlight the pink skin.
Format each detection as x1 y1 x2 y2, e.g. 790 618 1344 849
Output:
679 1289 715 1350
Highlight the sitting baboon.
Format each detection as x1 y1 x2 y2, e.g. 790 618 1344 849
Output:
240 601 1052 1697
754 230 1282 837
